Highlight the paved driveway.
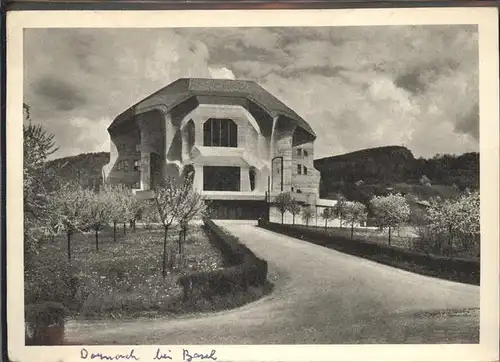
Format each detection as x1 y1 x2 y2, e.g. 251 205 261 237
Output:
65 221 479 344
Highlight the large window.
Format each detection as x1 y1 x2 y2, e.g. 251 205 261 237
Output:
203 118 238 147
203 166 240 191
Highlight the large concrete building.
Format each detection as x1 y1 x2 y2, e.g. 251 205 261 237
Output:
103 78 326 219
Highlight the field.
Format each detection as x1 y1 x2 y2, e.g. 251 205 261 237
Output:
25 224 226 319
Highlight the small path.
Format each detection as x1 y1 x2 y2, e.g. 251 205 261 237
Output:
65 221 479 344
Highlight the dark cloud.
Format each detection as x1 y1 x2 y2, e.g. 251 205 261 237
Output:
24 25 479 159
394 59 460 95
33 76 87 111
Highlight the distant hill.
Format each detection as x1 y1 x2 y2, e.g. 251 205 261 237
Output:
45 152 110 190
314 146 478 201
43 145 478 205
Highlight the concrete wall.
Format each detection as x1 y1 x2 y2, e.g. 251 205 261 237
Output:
103 118 141 188
181 104 272 193
272 116 295 193
104 96 321 207
291 141 321 194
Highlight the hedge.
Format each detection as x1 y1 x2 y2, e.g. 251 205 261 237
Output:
258 220 479 285
177 219 268 302
25 302 67 345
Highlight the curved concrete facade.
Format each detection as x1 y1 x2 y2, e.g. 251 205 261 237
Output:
103 78 321 218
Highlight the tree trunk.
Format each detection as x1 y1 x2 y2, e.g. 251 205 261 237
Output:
178 229 182 255
281 212 284 224
183 226 187 254
162 226 169 279
293 214 295 225
133 220 136 232
113 222 117 242
67 231 71 260
351 222 354 240
448 225 453 257
388 226 392 246
123 222 126 236
95 229 99 251
325 219 328 231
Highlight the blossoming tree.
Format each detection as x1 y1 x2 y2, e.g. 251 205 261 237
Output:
343 201 368 240
370 193 410 245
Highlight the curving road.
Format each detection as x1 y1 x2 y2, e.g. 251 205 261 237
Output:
65 221 479 344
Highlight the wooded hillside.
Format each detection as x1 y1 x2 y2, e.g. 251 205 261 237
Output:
314 146 478 200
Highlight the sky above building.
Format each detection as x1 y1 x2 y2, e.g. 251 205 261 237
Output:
24 25 479 160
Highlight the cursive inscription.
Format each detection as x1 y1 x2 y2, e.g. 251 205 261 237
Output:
182 349 217 362
153 348 173 360
79 348 218 361
81 348 140 360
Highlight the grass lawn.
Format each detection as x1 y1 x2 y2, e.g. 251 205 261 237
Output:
298 224 414 249
291 224 478 259
27 224 226 319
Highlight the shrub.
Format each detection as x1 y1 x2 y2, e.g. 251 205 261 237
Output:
25 302 67 345
178 219 269 304
25 258 80 311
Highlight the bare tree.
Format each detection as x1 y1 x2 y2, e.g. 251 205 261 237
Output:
51 182 87 260
301 206 315 227
176 180 207 256
102 184 128 242
274 192 292 224
288 198 301 225
343 201 367 240
322 207 333 230
83 189 110 251
141 200 158 232
334 196 347 228
153 178 186 278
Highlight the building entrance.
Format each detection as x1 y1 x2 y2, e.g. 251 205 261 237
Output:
207 200 267 220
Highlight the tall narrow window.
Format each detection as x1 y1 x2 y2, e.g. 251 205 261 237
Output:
297 149 302 157
203 121 212 146
249 168 256 191
304 166 308 175
212 118 221 146
297 164 302 175
203 118 237 147
134 160 140 171
304 150 308 157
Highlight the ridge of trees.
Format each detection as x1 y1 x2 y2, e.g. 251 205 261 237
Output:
315 145 479 198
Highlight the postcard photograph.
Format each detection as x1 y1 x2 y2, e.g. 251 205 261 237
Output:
6 8 499 362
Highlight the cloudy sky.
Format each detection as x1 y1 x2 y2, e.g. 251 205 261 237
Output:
24 26 479 160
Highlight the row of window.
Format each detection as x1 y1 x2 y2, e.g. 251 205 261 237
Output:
116 143 141 151
297 164 308 175
296 148 309 157
116 160 141 172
